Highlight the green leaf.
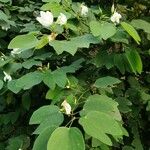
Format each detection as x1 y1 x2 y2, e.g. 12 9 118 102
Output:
124 49 143 74
22 92 31 111
52 69 67 88
16 71 43 90
79 111 123 146
43 69 67 89
131 19 150 34
7 80 22 94
46 87 64 102
115 97 132 113
0 80 4 90
29 105 63 124
8 34 38 50
114 54 125 74
94 76 121 88
121 22 141 44
33 126 56 150
22 59 42 69
47 127 85 150
49 34 100 55
42 0 61 3
90 21 116 40
80 94 121 121
0 0 10 3
43 70 56 89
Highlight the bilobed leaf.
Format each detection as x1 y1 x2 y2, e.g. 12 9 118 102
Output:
121 22 141 44
33 126 56 150
49 34 100 55
8 34 38 49
94 76 121 88
80 94 121 121
16 71 43 90
90 21 116 40
79 111 123 146
47 127 85 150
131 19 150 34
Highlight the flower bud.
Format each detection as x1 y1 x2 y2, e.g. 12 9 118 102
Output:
80 4 88 16
3 71 12 82
56 13 67 25
61 100 71 115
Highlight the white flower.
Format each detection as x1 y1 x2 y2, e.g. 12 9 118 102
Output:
110 12 122 24
80 4 88 16
3 71 12 82
36 11 53 27
56 13 67 25
11 48 20 56
61 100 71 115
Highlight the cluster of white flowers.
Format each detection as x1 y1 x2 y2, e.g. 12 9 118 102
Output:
36 11 67 27
3 71 12 82
36 4 89 27
61 100 72 115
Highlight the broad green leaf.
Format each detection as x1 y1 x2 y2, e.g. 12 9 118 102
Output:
131 19 150 34
33 126 56 150
47 127 85 150
0 80 4 90
94 76 121 88
124 49 143 74
90 21 116 40
79 111 123 146
121 22 141 44
49 34 100 55
16 71 43 90
29 105 64 132
8 34 38 50
80 94 121 121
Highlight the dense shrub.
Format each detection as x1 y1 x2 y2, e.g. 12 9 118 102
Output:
0 0 150 149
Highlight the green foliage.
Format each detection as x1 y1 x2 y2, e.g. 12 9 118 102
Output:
0 0 150 149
